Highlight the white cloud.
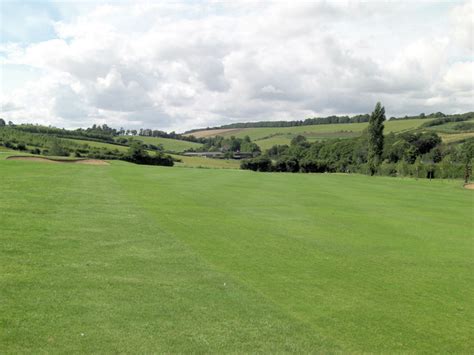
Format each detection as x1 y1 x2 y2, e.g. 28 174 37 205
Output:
1 0 473 132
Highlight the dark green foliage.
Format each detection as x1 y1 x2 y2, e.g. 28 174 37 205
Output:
367 102 385 175
420 112 474 127
240 156 272 171
299 158 331 173
384 131 442 163
0 118 5 127
47 139 70 157
123 141 174 166
274 156 300 173
196 135 260 155
16 142 27 151
453 122 474 131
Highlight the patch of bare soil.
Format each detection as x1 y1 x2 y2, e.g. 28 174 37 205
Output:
463 183 474 190
6 156 109 165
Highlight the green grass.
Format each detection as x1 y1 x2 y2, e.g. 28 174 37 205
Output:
132 136 203 152
0 161 472 352
65 137 203 154
191 118 432 141
425 119 474 134
62 138 129 152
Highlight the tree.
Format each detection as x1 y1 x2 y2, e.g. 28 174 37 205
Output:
0 118 5 127
367 102 385 175
48 139 69 156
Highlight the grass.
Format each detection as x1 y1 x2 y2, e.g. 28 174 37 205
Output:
439 132 474 143
132 136 203 152
63 138 129 152
425 119 474 134
189 118 432 141
65 136 203 154
170 154 241 169
1 160 472 352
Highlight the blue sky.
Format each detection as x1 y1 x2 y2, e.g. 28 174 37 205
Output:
0 0 472 131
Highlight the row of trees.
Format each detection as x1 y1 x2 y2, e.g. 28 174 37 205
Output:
187 135 261 155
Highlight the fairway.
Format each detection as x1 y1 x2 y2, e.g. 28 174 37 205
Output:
1 160 472 352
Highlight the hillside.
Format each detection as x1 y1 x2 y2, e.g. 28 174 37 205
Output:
130 136 203 152
187 118 433 148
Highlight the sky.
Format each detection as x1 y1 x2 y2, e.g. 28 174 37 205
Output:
0 0 473 132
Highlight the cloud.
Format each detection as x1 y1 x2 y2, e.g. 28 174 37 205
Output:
0 0 473 131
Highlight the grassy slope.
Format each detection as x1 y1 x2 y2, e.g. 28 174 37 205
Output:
189 119 432 149
190 118 432 141
425 119 474 143
1 161 472 352
65 137 202 153
134 136 202 152
63 138 129 152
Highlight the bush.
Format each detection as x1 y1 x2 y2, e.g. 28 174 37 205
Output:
300 158 330 173
241 156 272 172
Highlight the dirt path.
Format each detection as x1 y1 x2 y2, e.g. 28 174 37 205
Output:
6 156 109 165
464 183 474 190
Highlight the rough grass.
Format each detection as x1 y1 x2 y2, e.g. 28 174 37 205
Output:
124 136 203 152
170 154 241 169
426 119 474 134
65 137 202 153
63 138 129 152
0 161 472 352
439 132 474 143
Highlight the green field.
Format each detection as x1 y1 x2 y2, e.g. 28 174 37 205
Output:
1 159 472 352
191 118 432 141
63 138 129 152
132 136 203 152
189 119 433 149
65 137 202 153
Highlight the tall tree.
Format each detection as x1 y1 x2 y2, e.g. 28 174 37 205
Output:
367 102 385 175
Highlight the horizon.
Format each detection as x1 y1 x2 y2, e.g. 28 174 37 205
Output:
1 0 473 132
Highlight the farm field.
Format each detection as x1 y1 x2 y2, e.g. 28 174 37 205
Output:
63 138 129 152
1 159 472 353
186 118 433 142
64 136 201 153
120 136 203 152
439 132 474 143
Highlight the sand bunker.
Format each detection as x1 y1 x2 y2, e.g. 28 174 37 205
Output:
464 183 474 190
6 156 109 165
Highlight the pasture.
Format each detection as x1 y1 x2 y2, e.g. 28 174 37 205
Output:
65 136 202 153
123 136 202 152
0 158 472 352
186 118 432 141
